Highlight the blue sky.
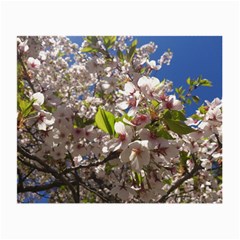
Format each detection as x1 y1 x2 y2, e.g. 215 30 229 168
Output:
69 36 222 117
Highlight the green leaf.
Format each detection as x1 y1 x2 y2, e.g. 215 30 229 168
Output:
18 96 35 118
117 49 124 62
199 105 208 114
186 98 192 105
85 36 98 45
192 95 200 103
22 100 35 117
164 119 196 135
163 109 186 121
175 86 185 95
127 39 137 62
186 77 191 85
134 171 142 186
139 67 146 74
95 108 115 135
74 115 95 128
199 79 212 87
103 36 116 49
81 46 98 53
151 99 160 108
57 51 65 58
179 151 190 165
163 178 172 185
156 127 175 140
105 162 116 175
190 114 203 121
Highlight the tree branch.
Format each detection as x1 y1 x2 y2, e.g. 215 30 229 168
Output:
158 164 202 203
18 181 63 193
62 151 120 174
17 145 78 202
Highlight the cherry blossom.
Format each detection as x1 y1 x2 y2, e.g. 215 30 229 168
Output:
27 57 41 70
36 110 55 131
138 76 165 100
107 122 133 152
120 140 150 172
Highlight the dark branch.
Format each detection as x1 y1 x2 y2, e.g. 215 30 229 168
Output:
62 151 120 174
17 145 78 202
18 181 63 193
158 164 202 203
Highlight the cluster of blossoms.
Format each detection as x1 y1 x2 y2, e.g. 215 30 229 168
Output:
17 36 222 203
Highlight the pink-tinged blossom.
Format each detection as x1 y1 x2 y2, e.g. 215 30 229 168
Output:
18 39 29 53
53 106 73 129
117 82 141 116
72 141 87 157
182 136 200 153
205 98 222 109
131 114 151 129
38 51 47 61
186 159 195 172
117 96 138 116
205 107 222 123
111 182 137 201
109 122 133 151
120 140 150 172
139 128 160 149
100 77 117 94
158 50 173 66
200 158 212 170
72 128 85 141
185 117 201 127
73 155 83 167
162 95 183 110
52 128 69 144
139 42 157 54
138 76 164 100
44 90 61 107
123 82 137 95
30 92 44 110
37 110 55 131
84 125 97 141
154 139 179 159
187 131 204 141
51 144 66 160
146 60 161 70
27 57 41 70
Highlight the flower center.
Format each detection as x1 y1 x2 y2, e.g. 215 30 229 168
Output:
166 101 173 109
119 134 126 141
132 148 142 155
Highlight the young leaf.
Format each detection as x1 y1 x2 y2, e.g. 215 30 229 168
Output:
22 99 35 117
117 49 124 62
186 77 191 85
199 79 212 87
95 108 115 135
164 119 196 135
191 114 203 121
199 105 208 114
103 36 116 49
85 36 98 45
186 98 192 105
151 99 160 108
192 95 200 103
127 39 137 62
81 46 98 53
